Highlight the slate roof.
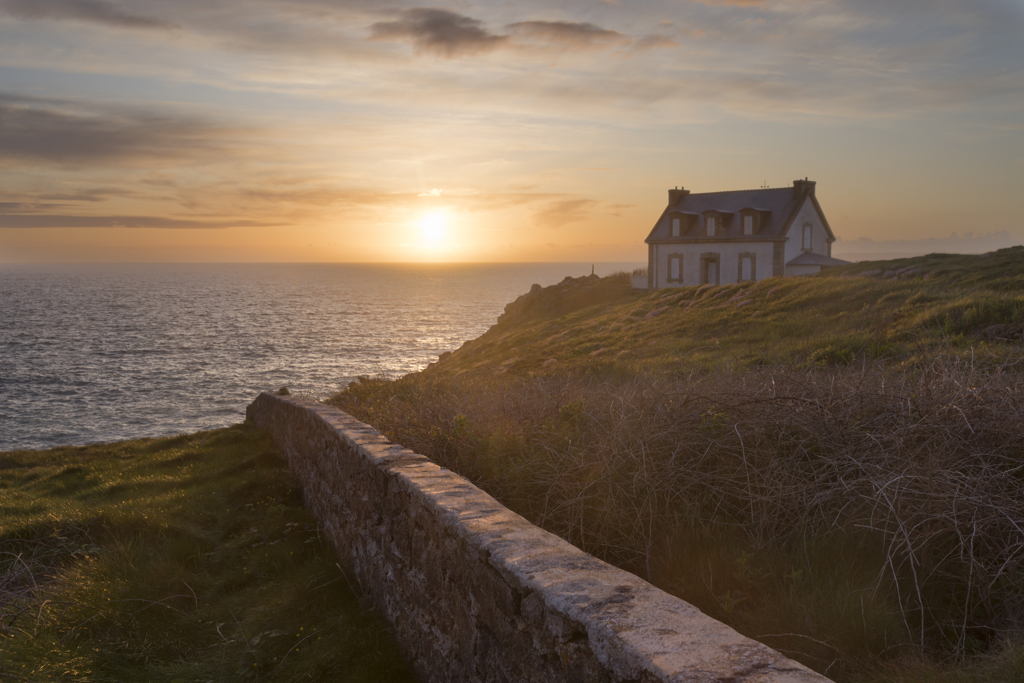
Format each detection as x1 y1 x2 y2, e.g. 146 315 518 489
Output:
645 185 833 243
786 251 850 267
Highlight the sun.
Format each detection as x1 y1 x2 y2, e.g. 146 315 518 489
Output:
418 211 449 248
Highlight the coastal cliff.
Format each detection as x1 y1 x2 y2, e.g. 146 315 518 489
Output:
427 247 1024 376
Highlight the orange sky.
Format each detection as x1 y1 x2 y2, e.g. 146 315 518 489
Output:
0 0 1022 263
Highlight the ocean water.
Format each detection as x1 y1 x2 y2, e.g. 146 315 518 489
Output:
0 262 640 451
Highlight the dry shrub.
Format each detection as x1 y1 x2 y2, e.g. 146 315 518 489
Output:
332 357 1024 656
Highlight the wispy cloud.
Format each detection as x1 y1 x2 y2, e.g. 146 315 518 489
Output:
0 202 69 213
507 20 628 49
0 0 175 30
691 0 766 6
630 34 679 51
370 8 508 57
369 8 640 58
0 94 234 165
534 198 599 229
0 214 282 229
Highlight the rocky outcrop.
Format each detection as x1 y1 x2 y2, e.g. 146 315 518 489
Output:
496 274 630 328
247 392 832 683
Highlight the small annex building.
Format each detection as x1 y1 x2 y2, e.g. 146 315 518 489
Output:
643 179 849 289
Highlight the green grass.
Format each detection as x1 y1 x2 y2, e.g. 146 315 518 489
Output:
429 247 1024 377
0 425 417 683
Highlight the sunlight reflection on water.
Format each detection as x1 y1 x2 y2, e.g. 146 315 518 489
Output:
0 262 639 450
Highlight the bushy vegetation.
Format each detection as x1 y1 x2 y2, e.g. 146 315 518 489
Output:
0 425 416 682
331 249 1024 683
333 362 1024 682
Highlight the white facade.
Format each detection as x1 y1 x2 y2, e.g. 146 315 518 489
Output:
651 241 775 289
782 197 832 276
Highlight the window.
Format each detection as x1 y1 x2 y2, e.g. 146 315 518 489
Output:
743 215 753 235
671 217 680 237
802 223 812 250
738 252 756 282
669 255 681 281
706 215 716 236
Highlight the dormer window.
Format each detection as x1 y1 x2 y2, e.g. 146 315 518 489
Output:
706 215 716 236
739 208 765 236
668 212 692 237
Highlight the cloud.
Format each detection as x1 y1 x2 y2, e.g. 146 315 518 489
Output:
39 189 121 203
368 9 637 58
0 202 68 213
0 0 175 30
0 190 121 213
0 214 282 229
606 202 635 216
507 20 628 49
534 199 599 229
630 34 679 51
0 94 231 165
691 0 766 6
369 8 507 57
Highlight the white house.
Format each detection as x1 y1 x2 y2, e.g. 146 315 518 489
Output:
643 179 848 289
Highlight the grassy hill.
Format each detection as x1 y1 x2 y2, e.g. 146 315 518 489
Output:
0 426 416 682
331 248 1024 683
427 247 1024 376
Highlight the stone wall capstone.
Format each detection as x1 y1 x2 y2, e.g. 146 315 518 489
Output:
246 391 832 683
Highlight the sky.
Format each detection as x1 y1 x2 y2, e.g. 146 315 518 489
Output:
0 0 1021 263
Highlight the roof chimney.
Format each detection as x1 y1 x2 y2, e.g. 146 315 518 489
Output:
668 186 690 206
792 178 816 199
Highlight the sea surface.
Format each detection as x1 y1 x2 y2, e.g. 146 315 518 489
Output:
0 262 640 451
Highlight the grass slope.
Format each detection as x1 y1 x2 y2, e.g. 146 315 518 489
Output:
0 425 417 683
429 247 1024 376
331 248 1024 683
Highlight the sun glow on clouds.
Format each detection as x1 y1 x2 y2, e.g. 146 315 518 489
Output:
0 0 1020 263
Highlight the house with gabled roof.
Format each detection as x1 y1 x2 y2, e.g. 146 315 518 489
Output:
643 179 849 289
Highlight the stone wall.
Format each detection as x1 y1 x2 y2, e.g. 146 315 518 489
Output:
246 392 832 683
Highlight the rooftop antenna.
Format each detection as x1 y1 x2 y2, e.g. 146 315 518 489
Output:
760 179 769 189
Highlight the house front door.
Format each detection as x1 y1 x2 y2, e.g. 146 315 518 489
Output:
701 254 720 285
